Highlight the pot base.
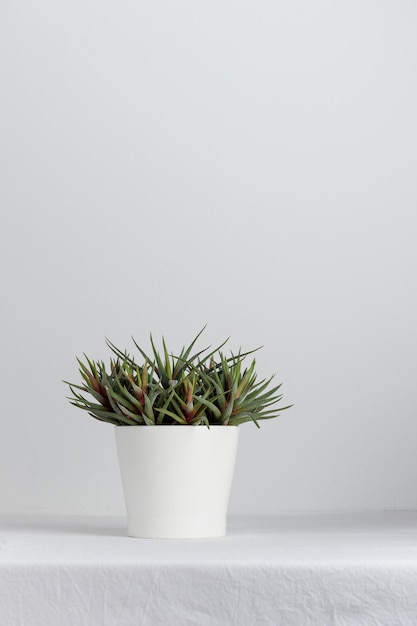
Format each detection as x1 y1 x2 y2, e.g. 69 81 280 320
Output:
127 516 226 539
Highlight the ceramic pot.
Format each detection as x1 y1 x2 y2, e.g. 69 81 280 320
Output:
115 425 239 539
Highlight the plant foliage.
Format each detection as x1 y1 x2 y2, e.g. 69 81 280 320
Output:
64 328 292 427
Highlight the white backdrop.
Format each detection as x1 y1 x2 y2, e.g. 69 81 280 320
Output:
1 0 416 515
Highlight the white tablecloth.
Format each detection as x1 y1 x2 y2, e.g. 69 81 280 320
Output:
1 513 417 625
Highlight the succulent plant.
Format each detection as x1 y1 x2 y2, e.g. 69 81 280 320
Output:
64 328 292 427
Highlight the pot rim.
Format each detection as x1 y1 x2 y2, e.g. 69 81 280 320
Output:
114 424 239 428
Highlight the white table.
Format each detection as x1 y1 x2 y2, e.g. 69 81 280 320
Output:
1 513 417 625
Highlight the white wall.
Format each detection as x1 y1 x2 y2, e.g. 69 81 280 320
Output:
1 0 416 515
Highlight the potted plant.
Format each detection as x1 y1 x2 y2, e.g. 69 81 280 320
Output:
64 328 291 538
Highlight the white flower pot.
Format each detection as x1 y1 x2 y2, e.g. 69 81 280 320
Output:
115 425 239 539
